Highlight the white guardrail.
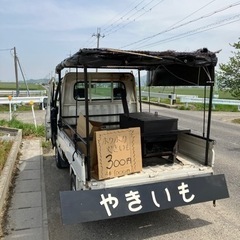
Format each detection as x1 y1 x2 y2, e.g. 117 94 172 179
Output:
139 91 198 105
140 91 240 110
140 91 198 99
180 97 240 111
0 96 48 110
140 91 177 105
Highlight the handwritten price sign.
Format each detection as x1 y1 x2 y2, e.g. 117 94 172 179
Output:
95 127 142 179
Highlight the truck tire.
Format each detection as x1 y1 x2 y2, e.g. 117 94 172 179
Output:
70 172 76 191
55 147 69 169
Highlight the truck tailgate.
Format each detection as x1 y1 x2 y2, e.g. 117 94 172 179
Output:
60 174 228 224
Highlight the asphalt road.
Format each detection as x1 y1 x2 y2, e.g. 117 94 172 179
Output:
42 105 240 240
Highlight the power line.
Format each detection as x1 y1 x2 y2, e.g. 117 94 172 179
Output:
104 0 165 37
103 0 156 35
121 1 240 49
0 48 13 51
101 0 146 33
169 0 217 27
128 0 217 49
123 1 240 48
82 0 146 48
82 35 95 48
83 0 165 48
139 14 240 49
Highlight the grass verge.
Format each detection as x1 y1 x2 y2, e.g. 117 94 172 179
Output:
0 117 51 169
232 118 240 124
176 103 239 112
0 105 35 112
0 117 45 138
0 140 13 173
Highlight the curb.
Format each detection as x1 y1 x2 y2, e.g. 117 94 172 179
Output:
0 127 22 215
40 141 49 240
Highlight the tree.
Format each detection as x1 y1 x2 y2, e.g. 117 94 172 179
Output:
217 39 240 99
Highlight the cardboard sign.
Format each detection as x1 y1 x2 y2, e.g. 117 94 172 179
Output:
77 113 102 138
95 127 142 180
76 113 103 169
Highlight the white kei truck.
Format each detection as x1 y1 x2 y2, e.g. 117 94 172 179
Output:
45 48 229 224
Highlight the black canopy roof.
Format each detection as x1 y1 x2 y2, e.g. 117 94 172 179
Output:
55 48 218 86
56 48 217 72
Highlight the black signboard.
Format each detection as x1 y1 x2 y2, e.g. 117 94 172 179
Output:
60 174 229 224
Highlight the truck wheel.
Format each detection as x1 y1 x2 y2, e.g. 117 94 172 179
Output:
55 147 69 169
70 172 76 191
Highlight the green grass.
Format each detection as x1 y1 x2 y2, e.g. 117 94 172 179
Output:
0 104 34 112
232 118 240 124
176 103 238 112
0 140 13 173
41 140 52 153
0 117 45 137
92 87 111 96
0 117 50 172
0 82 45 91
0 117 47 174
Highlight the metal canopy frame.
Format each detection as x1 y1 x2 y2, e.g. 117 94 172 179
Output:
55 48 218 180
56 48 217 87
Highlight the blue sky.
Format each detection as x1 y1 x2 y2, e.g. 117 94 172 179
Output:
0 0 240 81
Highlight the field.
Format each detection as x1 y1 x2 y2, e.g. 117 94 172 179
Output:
0 83 238 112
0 82 45 91
0 82 234 99
0 82 46 112
140 86 235 99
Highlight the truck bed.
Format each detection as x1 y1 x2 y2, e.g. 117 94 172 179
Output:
61 122 214 190
89 153 213 189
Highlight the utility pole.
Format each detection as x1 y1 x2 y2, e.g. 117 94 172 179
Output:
92 28 105 72
92 28 104 48
13 47 19 97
